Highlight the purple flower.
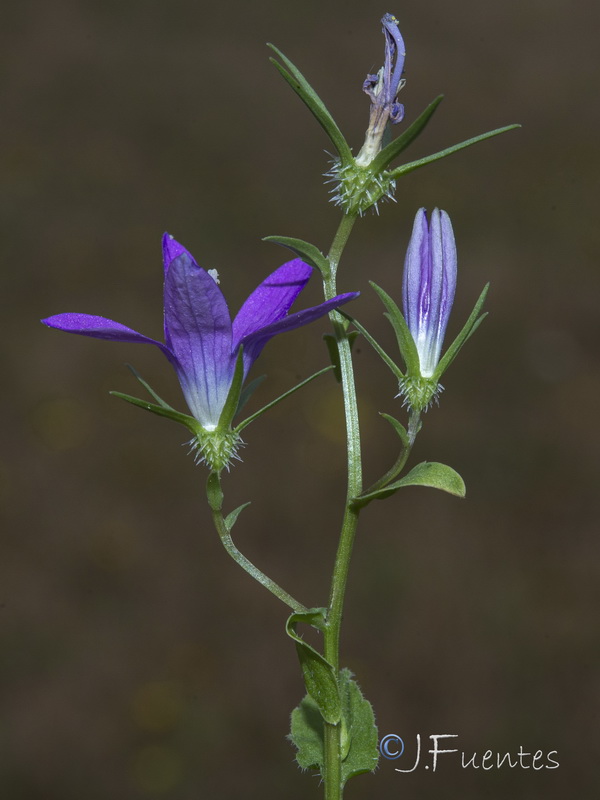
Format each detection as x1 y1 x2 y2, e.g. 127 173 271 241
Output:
356 13 406 166
402 208 457 378
43 234 358 431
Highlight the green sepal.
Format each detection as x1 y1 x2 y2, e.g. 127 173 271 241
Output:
224 502 251 533
340 312 404 381
433 283 489 381
262 235 331 279
125 364 175 409
268 44 353 165
370 281 421 376
236 375 266 416
388 124 521 180
286 609 341 725
354 461 466 506
217 347 245 430
323 332 359 383
289 670 379 785
235 365 334 433
110 391 199 433
369 95 444 174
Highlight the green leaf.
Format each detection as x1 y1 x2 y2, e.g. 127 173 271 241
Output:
289 693 325 772
288 670 379 785
126 364 175 409
340 312 404 380
370 282 420 375
323 332 359 383
286 610 341 725
263 235 331 278
236 375 266 416
356 461 466 504
110 391 199 432
268 44 353 165
388 124 521 180
217 347 245 429
433 283 489 380
339 670 379 785
224 502 251 533
235 365 334 433
379 412 410 452
370 95 444 174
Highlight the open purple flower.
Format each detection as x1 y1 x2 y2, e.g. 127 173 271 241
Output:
402 208 457 378
43 234 358 433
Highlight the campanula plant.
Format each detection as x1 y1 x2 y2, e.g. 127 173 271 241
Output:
43 12 517 800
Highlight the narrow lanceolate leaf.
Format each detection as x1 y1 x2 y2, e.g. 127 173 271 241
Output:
236 375 266 416
224 502 251 533
388 124 521 180
110 391 199 432
340 313 404 380
356 461 466 505
433 283 489 380
268 44 353 165
217 347 245 430
263 235 331 279
369 95 444 174
235 365 334 433
286 609 341 725
370 282 420 375
126 364 175 409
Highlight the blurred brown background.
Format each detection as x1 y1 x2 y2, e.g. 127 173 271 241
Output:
2 0 599 798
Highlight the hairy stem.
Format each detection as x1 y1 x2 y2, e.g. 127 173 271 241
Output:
206 472 309 614
321 212 362 800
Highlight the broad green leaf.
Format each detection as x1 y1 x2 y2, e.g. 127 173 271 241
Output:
286 609 341 725
268 44 353 165
263 235 331 278
389 124 521 180
370 282 420 375
126 364 175 409
433 283 489 380
235 366 334 433
339 670 379 785
224 502 251 533
289 693 325 772
370 95 444 174
217 347 245 430
288 669 379 785
357 461 466 504
110 391 198 432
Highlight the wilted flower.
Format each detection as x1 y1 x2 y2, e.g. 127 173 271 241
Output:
356 12 406 167
43 235 357 468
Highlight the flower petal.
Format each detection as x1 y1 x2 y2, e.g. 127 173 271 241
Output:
238 292 359 372
162 232 194 275
163 248 234 429
42 313 174 358
232 258 313 347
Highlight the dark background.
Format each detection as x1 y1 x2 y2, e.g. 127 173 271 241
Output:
3 1 599 798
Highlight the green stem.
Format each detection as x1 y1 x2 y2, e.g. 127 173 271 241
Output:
206 472 309 614
320 212 362 800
